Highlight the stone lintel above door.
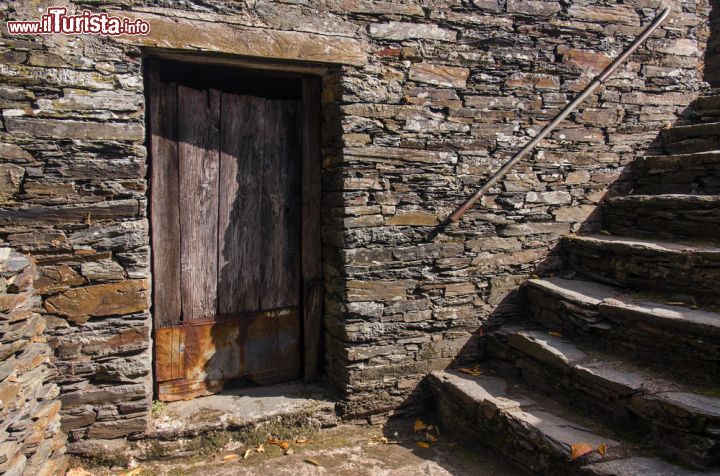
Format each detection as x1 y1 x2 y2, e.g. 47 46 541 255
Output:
111 10 368 66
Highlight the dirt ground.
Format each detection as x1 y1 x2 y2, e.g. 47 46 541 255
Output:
70 417 529 476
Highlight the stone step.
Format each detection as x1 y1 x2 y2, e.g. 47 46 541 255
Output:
485 327 720 468
525 277 720 381
429 370 626 474
581 457 710 475
640 150 720 170
633 151 720 195
664 137 720 155
689 95 720 119
663 122 720 142
562 235 720 305
661 123 720 155
604 195 720 240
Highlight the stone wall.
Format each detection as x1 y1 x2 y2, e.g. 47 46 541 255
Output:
0 249 67 475
320 0 711 417
0 0 711 442
706 0 720 85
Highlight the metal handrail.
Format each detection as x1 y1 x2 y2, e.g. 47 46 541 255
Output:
448 6 672 223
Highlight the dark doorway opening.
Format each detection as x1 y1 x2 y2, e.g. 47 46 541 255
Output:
145 58 323 402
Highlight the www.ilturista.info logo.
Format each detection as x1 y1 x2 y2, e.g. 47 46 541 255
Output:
6 7 150 36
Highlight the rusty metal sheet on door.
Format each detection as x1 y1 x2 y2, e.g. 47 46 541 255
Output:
156 307 301 402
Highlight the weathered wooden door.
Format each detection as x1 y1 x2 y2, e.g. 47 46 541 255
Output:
147 60 322 402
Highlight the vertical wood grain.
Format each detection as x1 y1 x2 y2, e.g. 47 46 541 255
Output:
149 61 182 329
218 94 265 313
260 99 302 311
178 86 220 321
301 77 324 380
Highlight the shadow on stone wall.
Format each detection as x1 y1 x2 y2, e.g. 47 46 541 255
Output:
380 90 710 438
706 0 720 87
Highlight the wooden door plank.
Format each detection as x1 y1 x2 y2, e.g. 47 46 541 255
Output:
218 94 265 313
260 100 302 310
178 86 220 321
148 61 182 329
259 99 283 310
281 101 302 310
301 77 324 380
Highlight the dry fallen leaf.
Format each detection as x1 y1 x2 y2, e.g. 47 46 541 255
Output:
413 419 428 432
570 442 593 460
279 441 290 450
243 449 252 460
223 454 240 462
458 366 483 377
548 331 563 337
304 458 320 466
295 436 309 444
372 435 389 444
425 433 438 444
458 363 484 376
416 441 431 449
267 436 280 445
597 443 607 456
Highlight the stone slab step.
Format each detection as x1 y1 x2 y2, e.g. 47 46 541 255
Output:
633 150 720 194
562 235 720 305
605 195 720 240
526 277 720 381
429 370 624 474
633 150 720 195
581 457 713 475
487 327 720 467
661 122 720 155
663 122 720 142
528 277 720 335
689 95 720 121
664 137 720 155
640 150 720 171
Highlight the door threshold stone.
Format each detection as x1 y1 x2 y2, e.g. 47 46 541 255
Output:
147 381 337 439
69 381 337 463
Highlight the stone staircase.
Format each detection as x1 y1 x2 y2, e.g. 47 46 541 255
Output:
430 91 720 475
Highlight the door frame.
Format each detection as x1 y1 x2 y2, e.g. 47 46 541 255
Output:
144 55 325 396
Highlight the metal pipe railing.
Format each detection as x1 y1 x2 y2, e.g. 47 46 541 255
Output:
448 6 672 223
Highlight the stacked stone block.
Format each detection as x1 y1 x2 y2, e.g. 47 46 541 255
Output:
0 249 67 475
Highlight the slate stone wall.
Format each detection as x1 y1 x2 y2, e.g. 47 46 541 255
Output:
0 0 710 443
706 0 720 85
0 249 67 475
